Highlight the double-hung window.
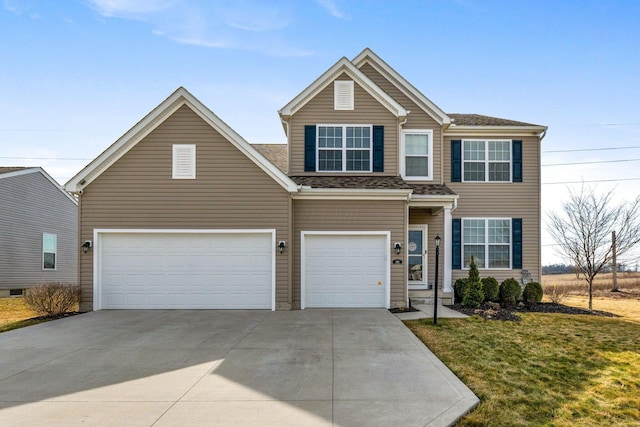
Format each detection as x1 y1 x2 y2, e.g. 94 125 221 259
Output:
317 125 372 172
43 233 57 270
463 140 511 182
402 130 433 180
463 219 511 269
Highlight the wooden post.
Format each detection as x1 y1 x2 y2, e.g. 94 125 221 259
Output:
612 231 619 292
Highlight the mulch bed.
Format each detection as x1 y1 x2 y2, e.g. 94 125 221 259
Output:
450 302 618 322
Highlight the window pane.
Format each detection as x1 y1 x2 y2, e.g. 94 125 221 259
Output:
489 245 510 268
318 126 342 148
489 220 510 243
318 150 342 171
463 141 485 160
406 134 429 155
406 156 429 177
464 162 485 181
346 126 370 149
408 230 423 255
43 253 56 269
464 219 485 244
408 255 423 281
464 245 485 268
43 234 56 253
489 162 510 181
489 141 510 161
346 150 370 171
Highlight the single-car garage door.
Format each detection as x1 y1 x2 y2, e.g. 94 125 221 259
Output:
302 232 389 308
96 230 274 310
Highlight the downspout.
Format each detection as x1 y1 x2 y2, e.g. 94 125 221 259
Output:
288 194 294 310
76 191 83 308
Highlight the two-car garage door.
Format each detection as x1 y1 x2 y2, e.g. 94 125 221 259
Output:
96 231 274 310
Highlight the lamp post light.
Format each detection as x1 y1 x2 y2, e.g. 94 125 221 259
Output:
434 235 441 325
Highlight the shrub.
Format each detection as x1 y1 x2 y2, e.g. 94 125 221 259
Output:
499 278 522 309
461 256 484 308
462 279 485 308
523 282 543 308
481 277 499 302
454 278 469 304
543 283 567 304
24 283 81 316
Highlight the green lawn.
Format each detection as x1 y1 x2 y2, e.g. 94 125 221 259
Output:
406 312 640 426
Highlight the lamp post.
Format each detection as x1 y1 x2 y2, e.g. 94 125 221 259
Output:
434 235 440 325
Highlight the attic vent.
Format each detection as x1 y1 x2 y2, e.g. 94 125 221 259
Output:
172 144 196 179
334 80 354 110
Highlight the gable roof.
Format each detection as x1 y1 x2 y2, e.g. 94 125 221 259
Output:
448 114 542 127
352 48 450 126
65 87 299 193
278 57 408 122
252 144 288 173
0 166 77 205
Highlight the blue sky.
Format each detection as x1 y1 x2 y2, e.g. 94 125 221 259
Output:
2 0 639 266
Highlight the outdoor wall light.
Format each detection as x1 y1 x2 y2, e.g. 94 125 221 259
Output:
435 234 441 249
394 242 402 255
278 241 286 254
82 240 93 254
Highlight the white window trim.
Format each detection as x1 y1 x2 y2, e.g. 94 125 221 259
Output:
462 218 512 270
462 139 512 183
172 144 196 179
334 80 354 110
42 233 57 270
316 124 373 172
401 129 433 180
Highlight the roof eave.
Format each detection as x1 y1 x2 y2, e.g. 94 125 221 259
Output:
293 187 412 200
444 125 548 137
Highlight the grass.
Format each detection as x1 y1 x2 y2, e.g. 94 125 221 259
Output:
0 297 78 333
406 298 640 426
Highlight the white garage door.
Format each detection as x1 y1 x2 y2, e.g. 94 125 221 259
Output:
96 231 274 310
302 233 389 308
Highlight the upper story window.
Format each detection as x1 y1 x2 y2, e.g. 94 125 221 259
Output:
401 129 433 180
334 81 354 110
463 218 511 269
317 125 372 172
172 144 196 179
463 139 511 182
43 233 57 270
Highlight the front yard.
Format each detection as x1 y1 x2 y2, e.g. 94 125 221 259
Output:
406 296 640 426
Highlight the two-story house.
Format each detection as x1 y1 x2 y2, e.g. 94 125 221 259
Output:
65 49 546 312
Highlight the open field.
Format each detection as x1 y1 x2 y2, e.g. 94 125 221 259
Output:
542 272 640 299
406 297 640 426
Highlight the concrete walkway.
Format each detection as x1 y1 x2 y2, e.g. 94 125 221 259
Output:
394 304 469 321
0 309 478 426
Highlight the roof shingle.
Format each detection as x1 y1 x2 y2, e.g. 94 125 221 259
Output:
290 176 456 196
448 113 541 127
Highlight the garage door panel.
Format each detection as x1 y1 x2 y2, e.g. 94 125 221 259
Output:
303 234 388 308
98 232 273 310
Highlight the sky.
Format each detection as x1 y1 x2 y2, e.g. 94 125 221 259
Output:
2 0 639 267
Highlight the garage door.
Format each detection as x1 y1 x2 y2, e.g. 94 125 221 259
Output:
302 233 389 308
96 231 274 310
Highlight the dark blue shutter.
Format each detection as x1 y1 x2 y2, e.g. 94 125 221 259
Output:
304 125 316 172
373 125 384 172
452 218 462 269
512 140 522 182
512 218 522 269
451 140 461 182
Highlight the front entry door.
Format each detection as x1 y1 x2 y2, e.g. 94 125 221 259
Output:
408 225 427 289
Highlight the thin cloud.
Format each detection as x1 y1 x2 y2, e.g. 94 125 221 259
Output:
86 0 310 57
316 0 349 20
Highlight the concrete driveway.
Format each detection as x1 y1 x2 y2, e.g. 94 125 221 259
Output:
0 309 478 426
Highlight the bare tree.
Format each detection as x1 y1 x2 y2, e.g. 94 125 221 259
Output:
547 187 640 310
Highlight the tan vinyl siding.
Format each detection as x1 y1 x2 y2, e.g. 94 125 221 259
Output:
293 199 406 308
359 63 443 182
444 135 541 284
288 73 399 176
79 105 290 311
0 171 77 288
409 209 445 290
